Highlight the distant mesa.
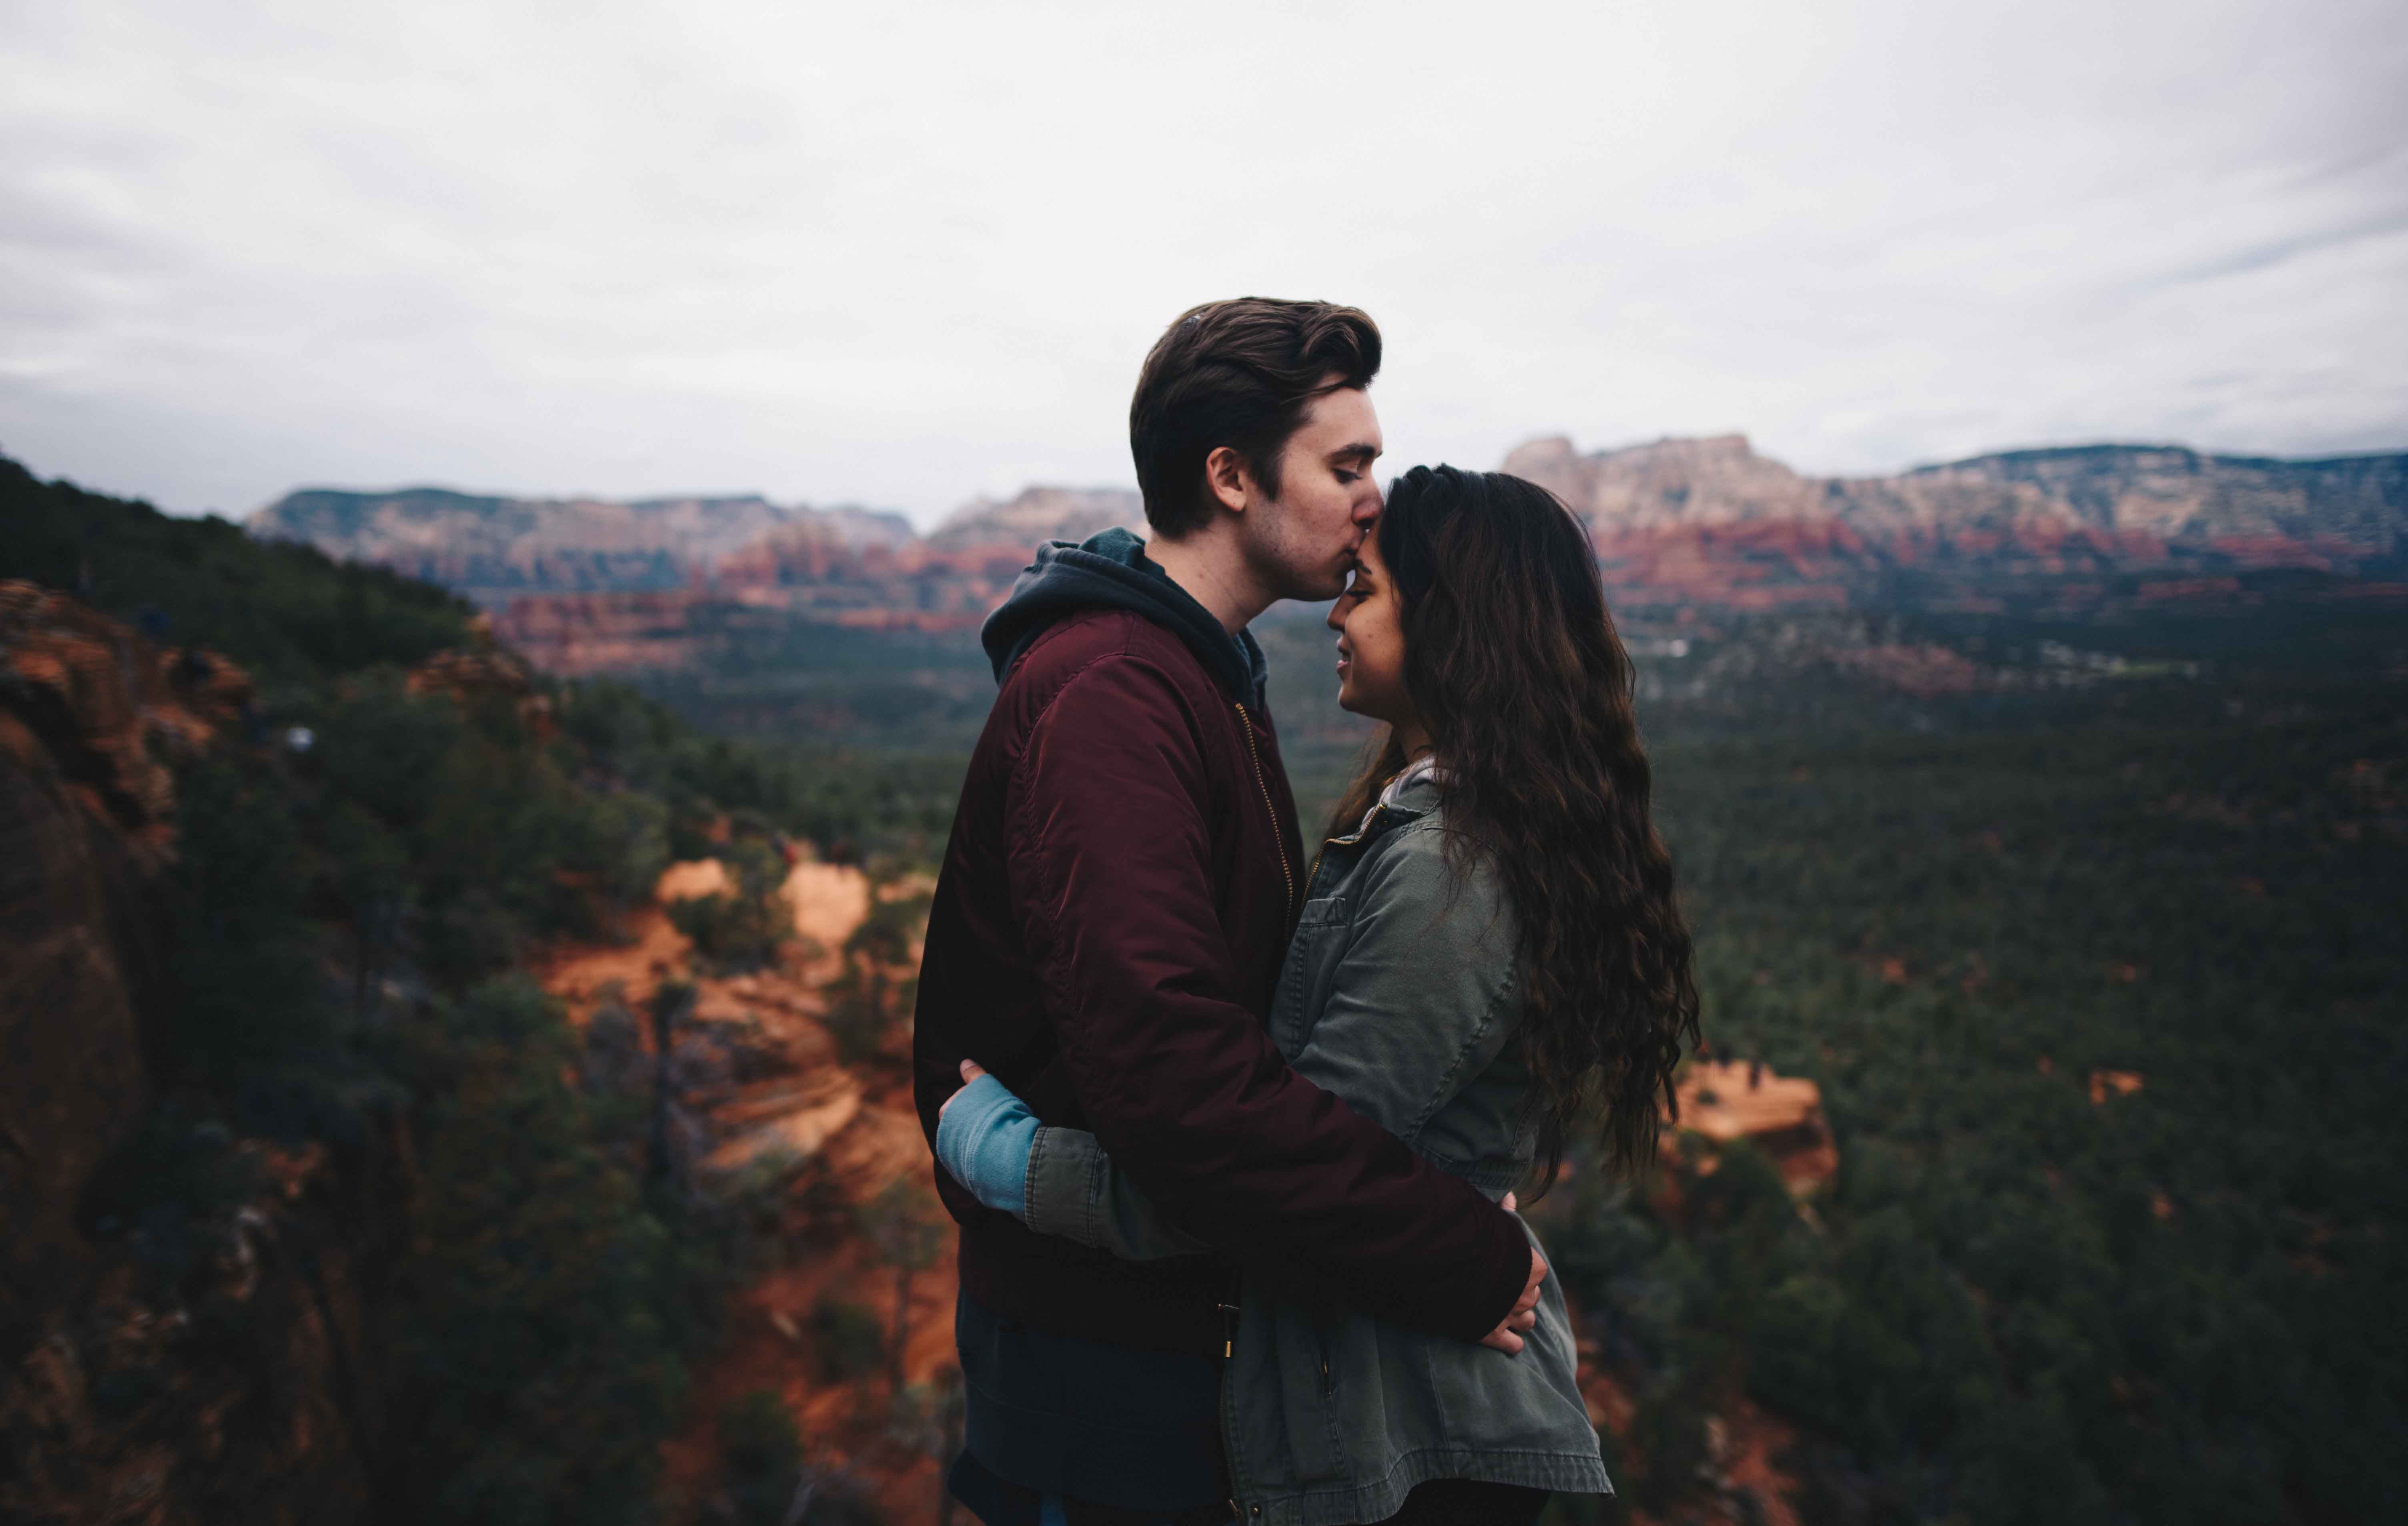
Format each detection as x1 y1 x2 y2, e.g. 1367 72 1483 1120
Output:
928 485 1142 554
248 486 914 602
247 438 2408 678
1508 434 2408 618
1507 433 2408 546
246 481 1139 674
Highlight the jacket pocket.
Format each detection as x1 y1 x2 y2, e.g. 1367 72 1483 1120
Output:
1244 1303 1351 1486
1271 913 1347 1056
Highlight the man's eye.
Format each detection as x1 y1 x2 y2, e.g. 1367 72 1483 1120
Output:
1335 470 1359 484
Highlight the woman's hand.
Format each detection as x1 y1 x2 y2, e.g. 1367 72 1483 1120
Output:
1477 1194 1543 1354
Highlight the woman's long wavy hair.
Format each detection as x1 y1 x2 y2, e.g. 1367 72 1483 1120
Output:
1329 465 1700 1191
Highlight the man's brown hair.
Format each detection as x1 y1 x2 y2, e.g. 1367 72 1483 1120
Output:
1128 298 1382 539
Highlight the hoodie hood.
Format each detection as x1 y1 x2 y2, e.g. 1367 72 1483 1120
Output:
980 527 1270 707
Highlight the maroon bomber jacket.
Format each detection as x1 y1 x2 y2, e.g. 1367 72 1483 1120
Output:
912 594 1531 1358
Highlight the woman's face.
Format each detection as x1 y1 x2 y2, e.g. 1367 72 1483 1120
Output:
1328 523 1418 736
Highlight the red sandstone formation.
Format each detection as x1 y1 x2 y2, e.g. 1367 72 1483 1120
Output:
485 487 1142 672
252 445 2403 679
1667 1059 1840 1197
405 644 556 736
2089 1070 2145 1105
1507 435 2407 621
0 580 252 860
490 589 723 675
248 487 909 601
539 858 956 1519
0 585 384 1524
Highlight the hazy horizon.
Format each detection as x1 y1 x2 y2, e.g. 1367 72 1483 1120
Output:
6 0 2404 531
203 429 2408 535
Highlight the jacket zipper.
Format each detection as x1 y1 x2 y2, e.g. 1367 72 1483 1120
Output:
1220 1271 1245 1520
1305 833 1349 892
1234 702 1294 918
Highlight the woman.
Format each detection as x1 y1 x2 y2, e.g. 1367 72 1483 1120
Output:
939 465 1700 1526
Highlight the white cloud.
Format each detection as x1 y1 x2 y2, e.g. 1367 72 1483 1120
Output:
2 0 2402 525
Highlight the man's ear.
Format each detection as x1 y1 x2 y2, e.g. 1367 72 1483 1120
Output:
1204 445 1251 515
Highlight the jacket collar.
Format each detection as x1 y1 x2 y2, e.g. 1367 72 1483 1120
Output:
1333 756 1445 846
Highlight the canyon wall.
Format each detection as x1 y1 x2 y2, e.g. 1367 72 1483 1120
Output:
0 584 381 1526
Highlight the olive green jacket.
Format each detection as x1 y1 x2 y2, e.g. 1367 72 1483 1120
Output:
1021 770 1611 1525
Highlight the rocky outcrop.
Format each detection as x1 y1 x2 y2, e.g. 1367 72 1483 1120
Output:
1667 1059 1839 1197
0 1145 382 1526
542 860 957 1519
0 584 381 1526
0 582 253 1329
0 582 252 858
404 643 554 736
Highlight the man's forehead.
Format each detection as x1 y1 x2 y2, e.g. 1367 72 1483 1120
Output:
1302 386 1383 455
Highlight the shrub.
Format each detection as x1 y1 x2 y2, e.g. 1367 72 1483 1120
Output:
711 1389 802 1526
667 840 791 972
811 1296 886 1384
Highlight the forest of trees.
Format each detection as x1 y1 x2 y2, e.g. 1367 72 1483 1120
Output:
1532 668 2405 1524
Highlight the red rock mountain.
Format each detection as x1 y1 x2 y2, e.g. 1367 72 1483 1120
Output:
1505 435 2408 617
248 487 916 603
247 441 2406 676
247 484 1141 673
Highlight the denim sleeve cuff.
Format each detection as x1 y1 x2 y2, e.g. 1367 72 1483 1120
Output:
933 1072 1039 1217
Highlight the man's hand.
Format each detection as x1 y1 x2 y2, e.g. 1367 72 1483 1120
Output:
1479 1194 1545 1354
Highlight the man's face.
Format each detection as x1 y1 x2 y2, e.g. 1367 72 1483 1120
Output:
1239 385 1383 602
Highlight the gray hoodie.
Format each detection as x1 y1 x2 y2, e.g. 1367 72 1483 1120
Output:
981 525 1267 705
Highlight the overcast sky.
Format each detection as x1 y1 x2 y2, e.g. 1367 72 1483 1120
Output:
4 0 2403 527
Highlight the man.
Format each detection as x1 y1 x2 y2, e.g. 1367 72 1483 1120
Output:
914 299 1544 1525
